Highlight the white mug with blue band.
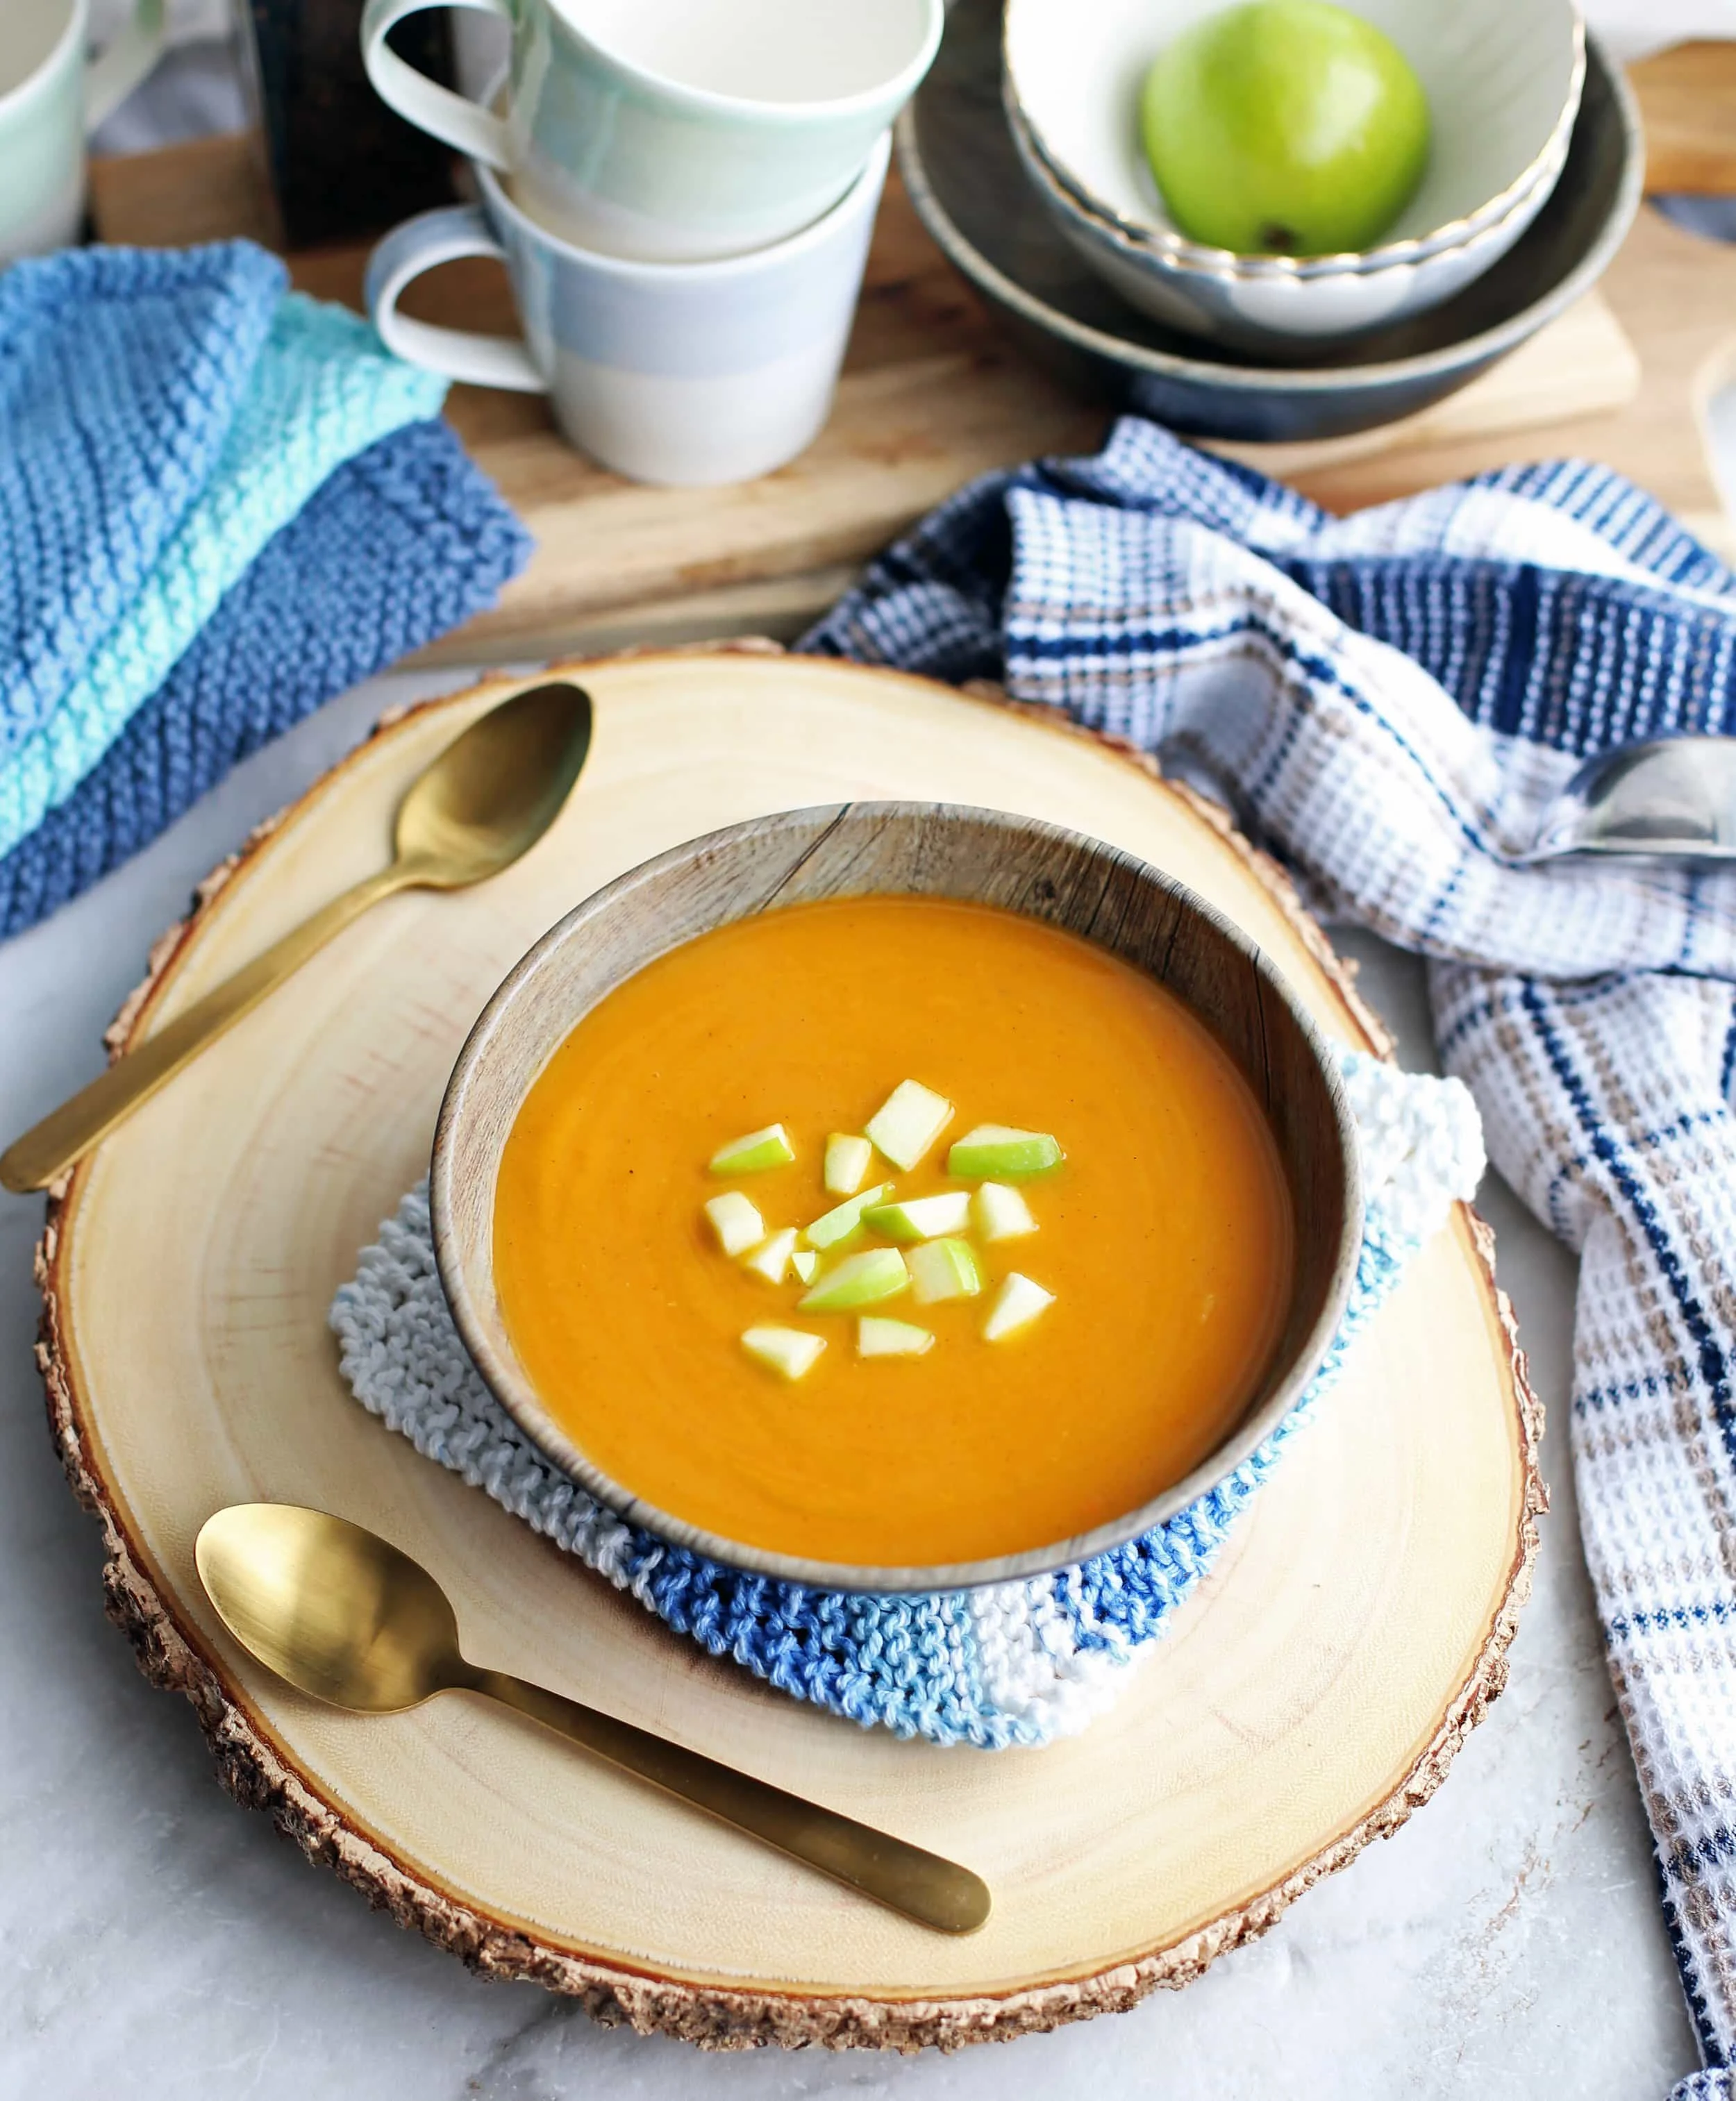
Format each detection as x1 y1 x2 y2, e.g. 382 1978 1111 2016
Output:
365 126 890 485
360 0 936 262
0 0 165 265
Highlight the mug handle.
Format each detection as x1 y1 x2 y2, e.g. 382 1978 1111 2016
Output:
365 206 546 394
86 0 167 132
360 0 514 169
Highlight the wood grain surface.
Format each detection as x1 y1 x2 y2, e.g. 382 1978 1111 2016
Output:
36 653 1542 2046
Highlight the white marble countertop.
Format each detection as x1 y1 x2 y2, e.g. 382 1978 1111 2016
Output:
0 663 1706 2099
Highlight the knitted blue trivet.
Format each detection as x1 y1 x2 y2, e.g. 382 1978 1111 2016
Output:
0 251 449 865
331 1053 1485 1750
0 420 530 937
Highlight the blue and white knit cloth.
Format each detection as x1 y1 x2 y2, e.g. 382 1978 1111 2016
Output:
802 419 1736 2090
332 1052 1482 1750
0 241 530 935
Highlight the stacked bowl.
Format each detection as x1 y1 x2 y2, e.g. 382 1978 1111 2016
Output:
1003 0 1586 354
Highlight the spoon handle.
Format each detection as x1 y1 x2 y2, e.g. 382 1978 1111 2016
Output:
467 1666 991 1935
1 864 408 1194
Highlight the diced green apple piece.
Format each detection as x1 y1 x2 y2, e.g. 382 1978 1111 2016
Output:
824 1132 874 1196
862 1191 972 1244
704 1191 764 1257
741 1226 797 1284
973 1180 1037 1241
709 1122 796 1175
801 1181 893 1252
857 1316 935 1359
790 1249 818 1283
947 1124 1064 1179
983 1272 1055 1341
740 1325 826 1380
798 1247 910 1312
907 1236 984 1305
865 1080 953 1171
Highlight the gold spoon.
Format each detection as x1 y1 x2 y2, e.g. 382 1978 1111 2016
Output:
1 682 593 1194
195 1504 992 1935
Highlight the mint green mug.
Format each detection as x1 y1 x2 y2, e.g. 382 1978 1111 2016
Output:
0 0 165 265
360 0 940 262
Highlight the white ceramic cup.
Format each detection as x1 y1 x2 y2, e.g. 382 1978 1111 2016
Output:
0 0 165 265
360 0 936 262
365 127 890 486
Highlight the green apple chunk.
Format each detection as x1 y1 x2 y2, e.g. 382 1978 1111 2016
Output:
865 1079 953 1171
703 1191 764 1257
824 1132 874 1196
709 1122 796 1175
908 1236 983 1305
946 1124 1063 1179
973 1180 1037 1241
862 1191 972 1244
799 1247 910 1313
801 1181 893 1252
790 1248 819 1284
741 1226 797 1284
983 1272 1055 1342
857 1316 935 1359
740 1325 826 1380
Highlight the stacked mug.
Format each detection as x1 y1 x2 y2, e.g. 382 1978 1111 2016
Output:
362 0 942 485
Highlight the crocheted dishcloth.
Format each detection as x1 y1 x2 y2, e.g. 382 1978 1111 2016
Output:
0 421 531 937
330 1052 1484 1752
0 243 446 864
802 417 1736 2089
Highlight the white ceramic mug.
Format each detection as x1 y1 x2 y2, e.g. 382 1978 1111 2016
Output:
360 0 935 262
365 127 889 486
0 0 165 265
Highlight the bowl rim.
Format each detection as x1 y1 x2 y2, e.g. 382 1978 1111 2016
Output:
896 24 1641 399
1007 87 1571 290
429 801 1367 1596
1002 0 1587 278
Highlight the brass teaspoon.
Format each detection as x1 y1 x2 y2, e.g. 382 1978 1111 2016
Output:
195 1505 992 1935
1 682 593 1194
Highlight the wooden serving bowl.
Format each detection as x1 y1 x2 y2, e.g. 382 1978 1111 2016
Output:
430 802 1364 1593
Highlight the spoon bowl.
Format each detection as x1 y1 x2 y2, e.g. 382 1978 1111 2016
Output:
1525 735 1736 864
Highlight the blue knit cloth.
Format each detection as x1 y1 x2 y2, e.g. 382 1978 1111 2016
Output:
0 243 531 936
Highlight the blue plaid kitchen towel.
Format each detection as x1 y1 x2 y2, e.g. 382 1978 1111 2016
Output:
803 418 1736 2091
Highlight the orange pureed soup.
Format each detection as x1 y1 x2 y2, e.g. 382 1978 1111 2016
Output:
493 896 1295 1569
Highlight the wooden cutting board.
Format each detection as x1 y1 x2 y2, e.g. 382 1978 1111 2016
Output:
88 129 1691 663
37 653 1541 2045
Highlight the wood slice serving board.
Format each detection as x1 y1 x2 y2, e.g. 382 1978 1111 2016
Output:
37 653 1542 2048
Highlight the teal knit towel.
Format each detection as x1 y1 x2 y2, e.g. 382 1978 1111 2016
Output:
0 248 446 864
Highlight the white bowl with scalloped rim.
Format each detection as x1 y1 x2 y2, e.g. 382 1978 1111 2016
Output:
1003 0 1584 306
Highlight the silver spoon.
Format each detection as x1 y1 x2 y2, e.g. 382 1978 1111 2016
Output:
1521 735 1736 865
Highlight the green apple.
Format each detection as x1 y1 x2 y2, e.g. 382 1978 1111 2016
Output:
908 1236 984 1305
802 1181 893 1252
1140 0 1430 256
703 1191 764 1257
740 1225 797 1284
865 1080 953 1171
946 1125 1063 1179
862 1191 973 1244
709 1122 796 1174
973 1180 1037 1241
857 1316 935 1359
824 1132 874 1196
799 1247 911 1312
983 1272 1055 1342
791 1248 819 1284
740 1325 826 1380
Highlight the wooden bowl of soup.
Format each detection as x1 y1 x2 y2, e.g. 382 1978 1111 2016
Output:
431 803 1362 1593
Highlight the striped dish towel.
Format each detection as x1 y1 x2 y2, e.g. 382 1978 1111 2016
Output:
805 417 1736 2094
